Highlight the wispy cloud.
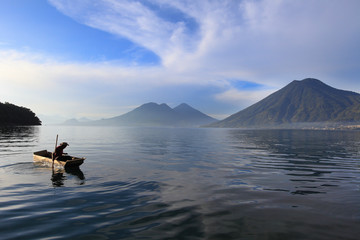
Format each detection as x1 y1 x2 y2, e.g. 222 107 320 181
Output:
48 0 360 84
49 0 200 67
0 49 236 119
2 0 359 121
215 88 274 107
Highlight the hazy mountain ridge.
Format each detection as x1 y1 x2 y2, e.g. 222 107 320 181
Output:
0 101 41 126
208 78 360 128
62 117 92 125
105 102 178 126
72 102 217 127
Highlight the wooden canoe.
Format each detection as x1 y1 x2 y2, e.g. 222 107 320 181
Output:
33 150 85 167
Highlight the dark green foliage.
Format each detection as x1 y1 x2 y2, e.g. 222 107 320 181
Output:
0 102 41 126
209 78 360 128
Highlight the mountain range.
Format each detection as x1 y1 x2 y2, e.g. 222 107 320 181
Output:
208 78 360 128
61 78 360 129
69 103 217 127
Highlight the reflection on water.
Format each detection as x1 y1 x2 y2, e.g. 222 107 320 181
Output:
0 126 39 147
0 125 39 137
51 166 85 187
65 166 85 181
226 129 360 196
51 168 66 187
0 126 359 240
0 126 39 165
0 161 86 188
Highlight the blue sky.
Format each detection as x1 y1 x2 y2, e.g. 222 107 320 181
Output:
1 0 360 123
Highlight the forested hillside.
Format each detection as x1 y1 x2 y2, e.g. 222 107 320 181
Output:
0 102 41 125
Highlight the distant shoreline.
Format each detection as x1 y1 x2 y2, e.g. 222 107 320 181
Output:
203 122 360 130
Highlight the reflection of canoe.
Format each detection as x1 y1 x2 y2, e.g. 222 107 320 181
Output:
51 166 85 187
33 150 85 167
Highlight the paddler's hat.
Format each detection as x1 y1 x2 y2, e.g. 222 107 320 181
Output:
60 142 69 146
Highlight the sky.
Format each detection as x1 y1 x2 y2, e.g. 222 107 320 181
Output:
1 0 359 123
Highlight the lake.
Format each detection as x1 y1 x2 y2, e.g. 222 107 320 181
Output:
0 126 359 240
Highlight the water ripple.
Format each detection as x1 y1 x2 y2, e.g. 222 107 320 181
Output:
1 127 359 239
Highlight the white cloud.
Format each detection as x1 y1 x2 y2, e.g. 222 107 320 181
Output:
2 0 360 121
215 88 275 109
47 0 360 87
49 0 199 66
0 49 229 120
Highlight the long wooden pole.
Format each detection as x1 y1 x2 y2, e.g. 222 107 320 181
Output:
52 134 59 167
54 134 59 153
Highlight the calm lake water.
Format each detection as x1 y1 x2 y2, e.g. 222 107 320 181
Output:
0 126 359 240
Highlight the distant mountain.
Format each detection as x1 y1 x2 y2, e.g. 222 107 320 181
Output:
93 102 217 127
0 101 41 126
208 78 360 128
62 118 80 125
172 103 217 126
62 117 92 125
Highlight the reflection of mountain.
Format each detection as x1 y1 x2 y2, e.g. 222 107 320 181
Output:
0 126 39 148
0 102 41 126
228 129 360 195
209 78 360 128
86 103 217 127
231 129 358 159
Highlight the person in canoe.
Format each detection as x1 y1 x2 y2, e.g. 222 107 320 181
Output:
53 142 72 161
